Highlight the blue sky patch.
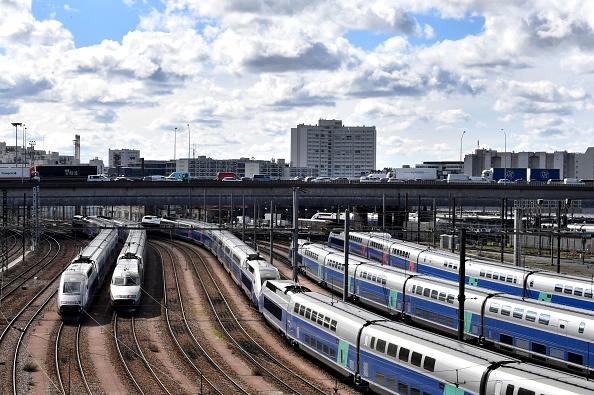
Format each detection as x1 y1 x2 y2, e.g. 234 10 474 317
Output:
344 13 485 50
32 0 164 47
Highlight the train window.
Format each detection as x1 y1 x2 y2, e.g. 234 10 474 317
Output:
575 288 583 296
324 317 331 328
398 381 408 394
447 294 455 304
555 284 563 292
416 286 423 295
480 269 486 277
381 277 386 285
370 337 376 349
330 349 336 358
305 334 310 344
423 288 431 297
505 384 514 395
438 292 446 301
294 303 300 313
398 347 410 361
501 305 511 316
372 275 377 282
447 263 453 269
375 371 385 385
387 343 398 357
411 387 421 395
431 290 438 299
532 342 546 354
300 305 306 316
513 308 524 319
317 314 324 325
376 339 387 353
323 344 329 354
446 317 454 326
525 311 537 322
493 272 499 280
579 322 586 334
423 356 436 372
411 351 422 367
412 285 416 293
538 314 550 325
305 308 311 319
415 308 422 317
564 286 573 294
387 376 396 390
311 311 317 322
586 289 593 298
489 303 500 313
517 388 536 395
317 341 322 351
331 320 337 332
506 275 513 283
486 271 492 278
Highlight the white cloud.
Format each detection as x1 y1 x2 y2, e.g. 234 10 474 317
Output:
1 0 594 168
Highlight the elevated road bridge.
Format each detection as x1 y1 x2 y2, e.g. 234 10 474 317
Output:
1 180 593 209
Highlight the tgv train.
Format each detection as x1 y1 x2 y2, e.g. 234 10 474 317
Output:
259 280 594 395
157 218 280 305
110 228 147 310
59 216 139 320
58 226 119 320
294 241 594 375
328 230 594 311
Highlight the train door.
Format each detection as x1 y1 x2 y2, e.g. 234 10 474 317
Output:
492 381 502 395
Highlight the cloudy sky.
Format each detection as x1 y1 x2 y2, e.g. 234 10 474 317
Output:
1 1 593 169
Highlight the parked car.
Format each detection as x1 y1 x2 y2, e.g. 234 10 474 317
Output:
87 175 110 182
332 177 350 183
221 177 241 182
311 177 331 183
113 176 134 182
359 176 380 183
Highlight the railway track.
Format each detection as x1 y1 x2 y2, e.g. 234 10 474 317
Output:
151 240 250 394
113 313 183 395
54 322 91 395
177 240 331 395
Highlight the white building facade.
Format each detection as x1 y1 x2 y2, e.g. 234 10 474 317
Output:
290 119 376 178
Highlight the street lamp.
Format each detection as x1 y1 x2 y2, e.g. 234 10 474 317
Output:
459 130 466 172
11 122 22 166
174 127 177 162
29 141 36 167
502 129 506 180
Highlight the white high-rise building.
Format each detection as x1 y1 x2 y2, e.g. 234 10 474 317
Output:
108 148 141 168
290 119 376 178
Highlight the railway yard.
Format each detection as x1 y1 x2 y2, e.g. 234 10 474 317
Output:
0 224 361 395
2 220 594 395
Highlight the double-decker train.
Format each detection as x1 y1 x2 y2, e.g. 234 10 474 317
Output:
58 218 119 320
58 216 140 320
156 218 280 305
293 241 594 375
109 228 147 310
260 280 594 395
328 230 594 311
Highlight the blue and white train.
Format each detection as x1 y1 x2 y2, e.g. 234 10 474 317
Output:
294 241 594 375
157 218 280 306
328 230 594 311
260 280 594 395
110 228 147 310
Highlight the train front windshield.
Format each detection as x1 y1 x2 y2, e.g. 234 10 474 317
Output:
112 275 139 286
63 280 82 295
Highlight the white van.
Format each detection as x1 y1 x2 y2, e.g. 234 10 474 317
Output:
87 174 110 182
142 175 167 181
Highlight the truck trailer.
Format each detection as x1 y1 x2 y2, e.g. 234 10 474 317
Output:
388 168 437 181
482 168 528 182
